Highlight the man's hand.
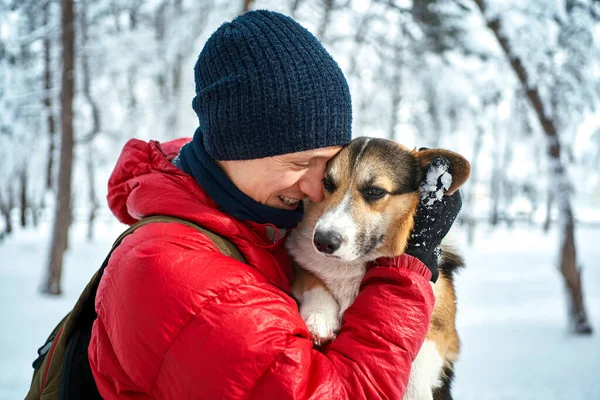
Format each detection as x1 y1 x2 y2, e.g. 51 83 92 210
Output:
405 156 462 283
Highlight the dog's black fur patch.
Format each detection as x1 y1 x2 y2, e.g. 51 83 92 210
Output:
432 363 455 400
438 246 464 282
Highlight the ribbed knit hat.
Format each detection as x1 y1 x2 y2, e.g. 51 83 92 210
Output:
191 10 352 161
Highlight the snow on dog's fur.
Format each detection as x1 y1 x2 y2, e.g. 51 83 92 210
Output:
287 137 470 400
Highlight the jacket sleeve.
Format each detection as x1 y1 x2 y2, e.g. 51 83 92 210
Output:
149 254 435 400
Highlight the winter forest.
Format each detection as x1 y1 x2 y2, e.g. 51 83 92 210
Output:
1 0 600 398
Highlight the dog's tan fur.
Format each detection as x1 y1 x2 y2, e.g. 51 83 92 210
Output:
288 137 470 399
430 269 460 369
379 193 420 255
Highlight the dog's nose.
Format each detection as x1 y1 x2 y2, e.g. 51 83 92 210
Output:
313 231 343 254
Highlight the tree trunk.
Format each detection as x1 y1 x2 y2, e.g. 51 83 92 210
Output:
154 1 168 100
290 0 303 17
389 27 403 140
242 0 253 13
0 188 13 236
80 1 100 241
465 125 484 246
501 126 513 228
165 0 184 138
488 97 505 226
31 201 40 227
489 173 500 225
43 0 56 191
20 168 28 227
86 151 98 241
126 66 138 112
503 181 514 228
126 5 139 113
543 189 553 233
44 0 75 296
318 0 334 40
348 12 373 77
489 120 501 226
425 82 442 148
474 0 592 335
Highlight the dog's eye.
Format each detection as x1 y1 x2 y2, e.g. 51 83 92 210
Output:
322 176 336 193
364 187 386 201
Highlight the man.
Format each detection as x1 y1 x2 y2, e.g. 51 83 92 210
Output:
89 10 459 399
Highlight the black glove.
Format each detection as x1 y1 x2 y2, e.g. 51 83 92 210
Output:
405 156 462 283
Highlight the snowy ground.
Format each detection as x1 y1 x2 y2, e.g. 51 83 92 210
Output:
452 224 600 400
1 220 599 399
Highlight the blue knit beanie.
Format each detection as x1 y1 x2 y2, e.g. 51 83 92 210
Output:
191 10 352 161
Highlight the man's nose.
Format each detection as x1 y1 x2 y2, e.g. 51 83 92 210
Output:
299 168 325 203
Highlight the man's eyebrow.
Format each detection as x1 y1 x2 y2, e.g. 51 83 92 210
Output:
287 155 315 163
285 156 311 162
284 151 335 163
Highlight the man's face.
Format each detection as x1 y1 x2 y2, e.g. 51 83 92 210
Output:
218 146 343 210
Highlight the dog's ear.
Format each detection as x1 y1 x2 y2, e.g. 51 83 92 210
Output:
412 148 471 195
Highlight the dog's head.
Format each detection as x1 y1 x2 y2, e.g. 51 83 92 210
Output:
308 137 470 262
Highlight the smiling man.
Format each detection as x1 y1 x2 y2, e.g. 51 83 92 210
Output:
218 146 340 209
88 10 456 400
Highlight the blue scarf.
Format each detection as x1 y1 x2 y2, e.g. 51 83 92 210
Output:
175 129 304 230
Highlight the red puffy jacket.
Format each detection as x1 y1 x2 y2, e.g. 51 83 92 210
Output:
89 138 435 399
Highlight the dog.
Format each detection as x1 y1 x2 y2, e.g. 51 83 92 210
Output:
286 137 470 400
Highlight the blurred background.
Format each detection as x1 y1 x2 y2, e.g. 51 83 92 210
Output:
1 0 599 398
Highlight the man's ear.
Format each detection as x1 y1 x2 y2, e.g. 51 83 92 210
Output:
412 148 471 195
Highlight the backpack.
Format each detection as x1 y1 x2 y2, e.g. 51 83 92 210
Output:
26 215 247 400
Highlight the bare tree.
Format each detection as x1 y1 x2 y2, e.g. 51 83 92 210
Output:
318 0 335 40
19 168 27 227
388 23 404 140
0 187 13 236
489 97 503 226
464 125 484 245
164 0 185 136
290 0 303 17
154 1 168 99
543 190 554 233
489 99 515 228
43 0 56 191
474 0 592 335
44 0 75 295
86 147 98 241
79 2 100 241
242 0 253 13
126 1 142 113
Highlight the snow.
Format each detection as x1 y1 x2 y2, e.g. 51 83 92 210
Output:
452 225 600 399
1 220 600 399
420 157 453 206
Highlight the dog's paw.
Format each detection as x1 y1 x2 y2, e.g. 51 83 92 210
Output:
299 286 340 346
303 308 340 346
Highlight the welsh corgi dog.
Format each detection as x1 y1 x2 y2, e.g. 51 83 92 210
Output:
287 137 470 400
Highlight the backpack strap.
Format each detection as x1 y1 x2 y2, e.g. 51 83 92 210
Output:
121 215 247 264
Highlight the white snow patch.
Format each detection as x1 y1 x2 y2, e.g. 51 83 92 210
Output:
419 161 453 206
